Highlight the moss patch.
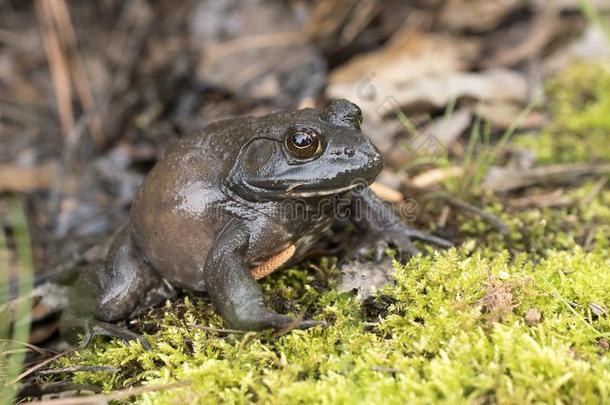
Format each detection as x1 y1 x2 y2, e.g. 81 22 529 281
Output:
515 62 610 164
56 245 610 404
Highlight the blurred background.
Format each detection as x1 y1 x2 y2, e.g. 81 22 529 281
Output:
1 0 609 401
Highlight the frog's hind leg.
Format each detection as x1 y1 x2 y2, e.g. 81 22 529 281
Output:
60 225 175 349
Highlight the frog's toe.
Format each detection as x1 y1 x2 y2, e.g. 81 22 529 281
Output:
398 227 453 248
388 234 421 260
297 319 328 329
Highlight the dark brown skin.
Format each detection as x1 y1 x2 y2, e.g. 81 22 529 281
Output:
60 100 451 348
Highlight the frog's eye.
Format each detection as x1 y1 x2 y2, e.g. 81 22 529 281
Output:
285 128 322 159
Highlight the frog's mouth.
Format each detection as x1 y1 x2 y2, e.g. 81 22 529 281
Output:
246 179 365 198
283 182 362 197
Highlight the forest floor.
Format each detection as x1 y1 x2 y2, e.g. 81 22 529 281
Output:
1 1 610 403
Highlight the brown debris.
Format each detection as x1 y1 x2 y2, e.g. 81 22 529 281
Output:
508 189 572 209
409 167 465 189
589 303 608 319
479 276 517 323
370 182 403 203
439 0 525 33
0 163 58 192
524 308 542 326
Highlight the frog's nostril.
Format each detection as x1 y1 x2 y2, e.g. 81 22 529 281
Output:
344 147 356 157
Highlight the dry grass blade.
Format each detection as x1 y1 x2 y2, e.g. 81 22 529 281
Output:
35 0 104 148
484 163 610 192
47 0 105 148
35 0 74 139
410 167 465 189
38 365 119 375
9 350 70 385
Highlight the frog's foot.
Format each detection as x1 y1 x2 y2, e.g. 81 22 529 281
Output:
61 313 151 350
81 319 151 350
345 224 452 262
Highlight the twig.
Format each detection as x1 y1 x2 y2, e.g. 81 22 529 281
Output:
442 194 510 235
17 382 102 400
26 381 190 405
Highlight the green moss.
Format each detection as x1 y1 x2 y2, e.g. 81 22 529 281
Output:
53 239 610 404
514 62 610 164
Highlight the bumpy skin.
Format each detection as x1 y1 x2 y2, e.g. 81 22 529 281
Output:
60 100 450 346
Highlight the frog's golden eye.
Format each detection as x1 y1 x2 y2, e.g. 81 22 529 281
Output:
285 128 321 159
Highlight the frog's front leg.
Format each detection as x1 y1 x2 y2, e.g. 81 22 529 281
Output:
346 187 452 261
204 219 323 331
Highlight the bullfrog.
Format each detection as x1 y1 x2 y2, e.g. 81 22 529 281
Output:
60 99 451 347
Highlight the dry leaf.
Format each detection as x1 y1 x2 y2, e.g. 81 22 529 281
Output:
475 101 546 130
370 182 403 203
0 162 57 192
420 107 472 146
410 166 465 188
543 26 610 76
439 0 525 33
327 31 480 118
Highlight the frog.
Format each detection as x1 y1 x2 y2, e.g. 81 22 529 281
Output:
60 99 451 348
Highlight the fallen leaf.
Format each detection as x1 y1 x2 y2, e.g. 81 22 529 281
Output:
409 166 465 188
543 25 610 76
439 0 525 33
370 182 403 203
485 1 560 67
421 107 472 147
327 31 480 119
0 162 57 192
475 101 546 130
